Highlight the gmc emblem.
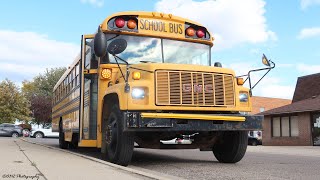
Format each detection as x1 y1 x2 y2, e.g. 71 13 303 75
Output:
182 84 213 93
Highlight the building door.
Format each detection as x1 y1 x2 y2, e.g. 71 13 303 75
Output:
311 113 320 146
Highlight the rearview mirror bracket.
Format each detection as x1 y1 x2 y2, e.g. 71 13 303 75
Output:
237 54 275 96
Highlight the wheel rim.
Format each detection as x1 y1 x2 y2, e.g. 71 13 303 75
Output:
106 113 118 157
35 133 43 138
12 133 18 138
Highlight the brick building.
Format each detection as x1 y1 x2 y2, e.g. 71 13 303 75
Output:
261 73 320 146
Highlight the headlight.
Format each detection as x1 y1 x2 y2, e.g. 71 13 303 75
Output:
239 93 248 102
131 88 145 99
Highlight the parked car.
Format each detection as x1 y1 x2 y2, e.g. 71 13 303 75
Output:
18 123 32 137
30 124 59 138
248 131 262 146
0 123 23 137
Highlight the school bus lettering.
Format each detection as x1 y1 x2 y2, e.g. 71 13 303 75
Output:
139 19 168 32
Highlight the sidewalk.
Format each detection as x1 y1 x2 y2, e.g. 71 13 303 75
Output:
0 138 165 180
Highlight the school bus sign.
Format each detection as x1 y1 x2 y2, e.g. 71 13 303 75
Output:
139 18 184 38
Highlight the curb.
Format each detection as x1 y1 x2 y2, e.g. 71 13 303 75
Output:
20 138 176 180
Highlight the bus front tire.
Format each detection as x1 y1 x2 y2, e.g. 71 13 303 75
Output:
213 131 248 163
103 104 134 166
59 122 68 149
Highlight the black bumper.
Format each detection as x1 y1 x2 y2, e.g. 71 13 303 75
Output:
123 112 263 132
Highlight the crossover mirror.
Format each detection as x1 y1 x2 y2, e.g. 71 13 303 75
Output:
107 38 127 55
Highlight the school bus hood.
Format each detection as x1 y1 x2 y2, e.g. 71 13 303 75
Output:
130 63 236 75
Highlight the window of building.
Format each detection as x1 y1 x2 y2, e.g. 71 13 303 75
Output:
260 107 265 112
272 116 299 137
291 116 299 136
272 117 281 137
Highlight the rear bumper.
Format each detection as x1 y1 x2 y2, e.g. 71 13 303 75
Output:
123 112 263 132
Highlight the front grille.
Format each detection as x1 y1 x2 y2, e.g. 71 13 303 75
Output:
156 70 235 107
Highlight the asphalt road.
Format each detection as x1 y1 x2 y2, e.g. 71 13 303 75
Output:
26 138 320 180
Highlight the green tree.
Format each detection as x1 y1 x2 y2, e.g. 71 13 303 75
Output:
22 67 66 125
0 79 31 124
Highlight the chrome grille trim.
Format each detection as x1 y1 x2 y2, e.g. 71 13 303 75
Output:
156 70 235 107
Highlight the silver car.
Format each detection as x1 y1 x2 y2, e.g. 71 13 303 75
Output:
0 123 23 137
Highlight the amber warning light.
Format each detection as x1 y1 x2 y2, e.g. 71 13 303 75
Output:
101 68 112 80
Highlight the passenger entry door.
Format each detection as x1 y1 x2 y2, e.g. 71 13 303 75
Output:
79 34 99 146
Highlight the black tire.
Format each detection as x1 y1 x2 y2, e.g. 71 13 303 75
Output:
251 140 258 146
213 131 248 163
11 132 19 138
34 132 44 138
69 133 79 149
103 104 134 166
59 121 68 149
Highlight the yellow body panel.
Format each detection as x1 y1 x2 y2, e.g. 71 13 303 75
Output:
141 113 245 122
78 140 97 147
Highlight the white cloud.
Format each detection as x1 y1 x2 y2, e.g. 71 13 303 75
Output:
301 0 320 9
155 0 276 50
296 63 320 75
297 27 320 39
0 30 78 81
256 84 295 99
80 0 104 7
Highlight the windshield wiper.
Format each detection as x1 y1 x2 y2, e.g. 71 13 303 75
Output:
140 60 156 63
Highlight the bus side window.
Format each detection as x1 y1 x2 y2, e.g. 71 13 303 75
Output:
91 53 98 69
84 47 98 69
85 48 91 69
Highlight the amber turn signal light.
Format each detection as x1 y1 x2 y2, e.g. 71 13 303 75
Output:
101 68 112 80
237 78 244 85
132 72 141 80
186 27 195 37
127 19 137 29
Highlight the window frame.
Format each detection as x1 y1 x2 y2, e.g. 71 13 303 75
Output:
271 115 299 137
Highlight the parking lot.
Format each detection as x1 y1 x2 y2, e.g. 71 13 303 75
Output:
24 137 320 180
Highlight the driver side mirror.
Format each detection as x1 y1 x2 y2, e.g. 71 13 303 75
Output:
94 27 107 57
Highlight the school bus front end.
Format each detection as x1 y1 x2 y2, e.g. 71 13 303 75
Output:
55 12 268 166
104 62 258 127
95 12 265 166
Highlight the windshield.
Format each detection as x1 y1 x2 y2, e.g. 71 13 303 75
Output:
103 35 210 66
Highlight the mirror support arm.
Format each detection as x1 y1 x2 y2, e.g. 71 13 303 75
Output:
113 55 130 93
238 60 275 96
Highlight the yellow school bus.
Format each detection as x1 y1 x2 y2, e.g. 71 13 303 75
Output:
52 11 274 166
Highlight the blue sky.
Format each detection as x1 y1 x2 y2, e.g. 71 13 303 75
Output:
0 0 320 99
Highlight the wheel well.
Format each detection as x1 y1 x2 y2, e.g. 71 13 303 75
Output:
102 93 119 118
34 131 44 137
